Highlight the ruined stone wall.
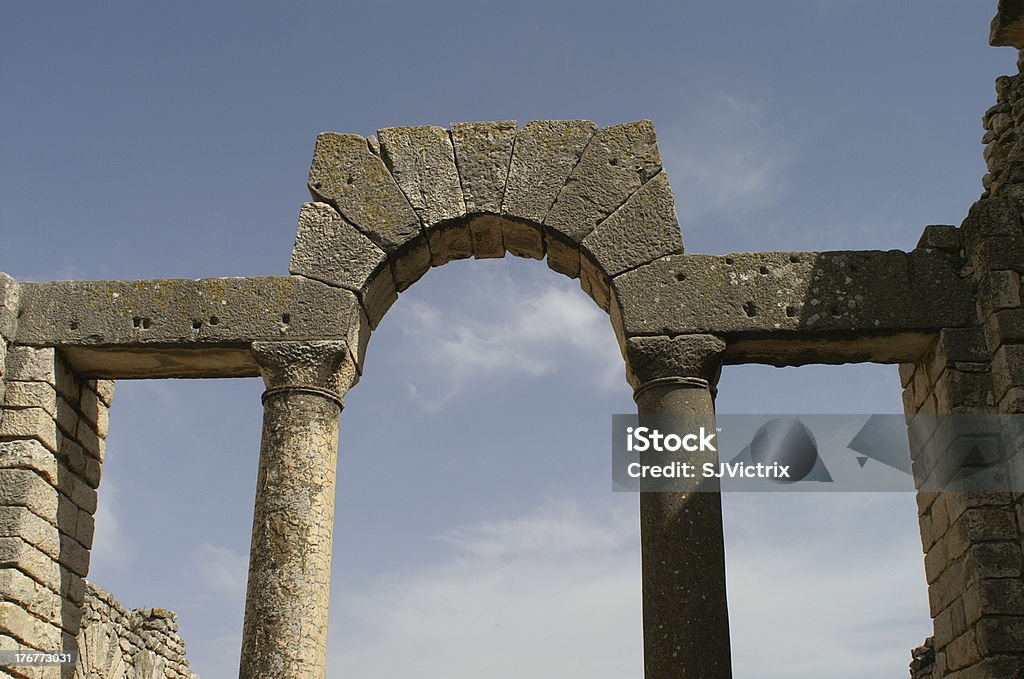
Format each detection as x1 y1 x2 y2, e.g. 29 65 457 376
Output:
0 336 112 677
898 69 1024 672
73 582 198 679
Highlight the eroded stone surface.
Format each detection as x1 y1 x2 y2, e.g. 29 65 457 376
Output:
289 202 397 328
502 120 597 223
306 132 430 290
378 125 465 228
611 250 974 354
580 171 682 309
544 120 662 277
450 120 517 215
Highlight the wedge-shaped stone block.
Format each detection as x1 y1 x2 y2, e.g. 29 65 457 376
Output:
307 132 429 290
503 120 596 223
425 222 474 267
580 172 682 311
502 219 544 260
450 121 516 215
465 214 506 260
289 202 397 328
544 120 662 277
611 250 974 365
379 125 465 228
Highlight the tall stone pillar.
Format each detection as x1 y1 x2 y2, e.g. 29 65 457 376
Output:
626 334 733 679
239 340 357 679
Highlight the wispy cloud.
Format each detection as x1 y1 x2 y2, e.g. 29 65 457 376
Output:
328 498 643 678
91 480 131 571
392 269 623 412
194 542 248 598
661 92 794 224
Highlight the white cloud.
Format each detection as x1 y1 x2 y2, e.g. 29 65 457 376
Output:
328 497 643 678
194 542 248 598
325 493 931 679
661 92 793 223
91 480 131 571
392 271 623 412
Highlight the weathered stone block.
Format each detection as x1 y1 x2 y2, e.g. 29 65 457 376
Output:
289 202 398 328
0 441 58 488
976 615 1024 654
3 382 57 418
991 343 1024 402
378 125 465 228
0 470 58 525
0 273 19 344
57 535 88 578
426 221 474 267
916 225 961 253
611 250 974 364
5 348 56 385
961 199 1023 258
465 214 506 260
0 602 60 648
0 409 58 454
545 121 662 277
0 508 58 561
502 120 596 224
0 569 60 625
307 132 421 252
0 538 60 593
16 277 369 379
580 171 682 308
502 218 545 260
450 121 516 215
964 578 1024 625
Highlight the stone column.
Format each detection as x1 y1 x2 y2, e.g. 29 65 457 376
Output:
626 334 733 679
239 341 357 679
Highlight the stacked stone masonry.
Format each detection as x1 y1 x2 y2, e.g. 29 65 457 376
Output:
74 583 198 679
3 5 1024 675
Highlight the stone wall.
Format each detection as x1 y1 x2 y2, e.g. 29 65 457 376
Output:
898 87 1024 674
73 582 198 679
0 339 112 677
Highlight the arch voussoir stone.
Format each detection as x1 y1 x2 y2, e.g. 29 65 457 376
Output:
580 171 684 311
289 202 397 329
450 120 517 258
543 120 663 279
307 131 430 291
378 125 469 268
502 119 597 259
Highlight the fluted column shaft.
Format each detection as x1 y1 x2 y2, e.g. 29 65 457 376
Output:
239 341 357 679
627 334 733 679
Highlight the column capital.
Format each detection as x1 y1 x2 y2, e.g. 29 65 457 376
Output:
625 334 726 396
251 340 357 407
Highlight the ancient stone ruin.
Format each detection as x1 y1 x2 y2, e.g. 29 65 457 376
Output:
4 5 1024 679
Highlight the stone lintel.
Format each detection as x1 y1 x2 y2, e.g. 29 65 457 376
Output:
611 250 974 364
14 277 369 380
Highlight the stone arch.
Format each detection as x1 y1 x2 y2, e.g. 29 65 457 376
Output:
291 120 683 336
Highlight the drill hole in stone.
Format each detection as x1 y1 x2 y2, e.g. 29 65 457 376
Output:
790 255 801 263
192 320 203 330
281 313 291 325
743 301 758 317
786 306 797 317
142 318 151 329
725 257 735 265
69 321 79 330
675 272 687 282
760 265 770 275
209 316 220 326
132 317 142 328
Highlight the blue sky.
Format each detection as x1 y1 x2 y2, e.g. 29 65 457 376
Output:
1 2 1011 677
